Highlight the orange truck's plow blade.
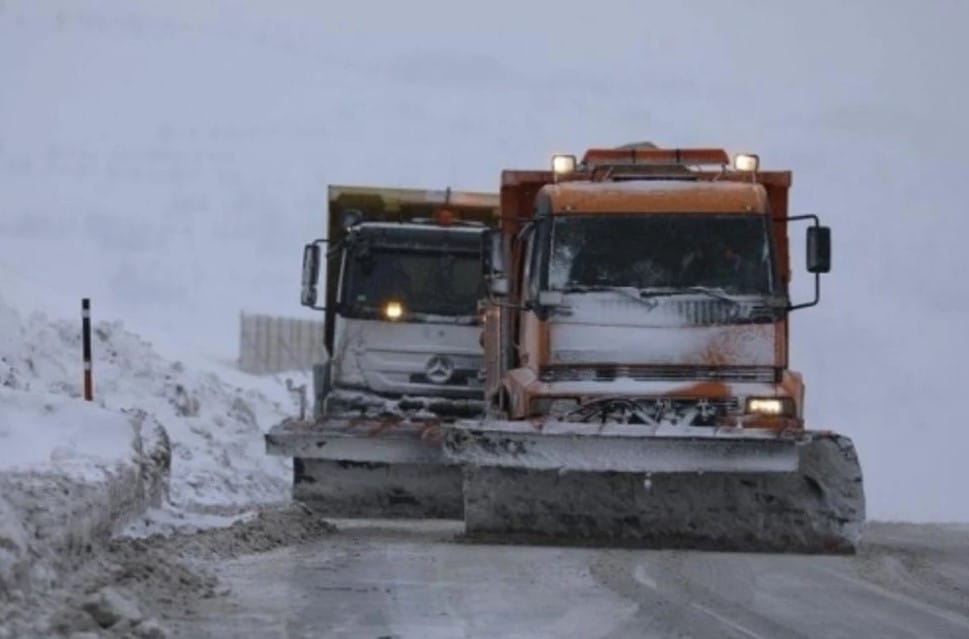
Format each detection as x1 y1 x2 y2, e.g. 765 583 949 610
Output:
443 421 865 553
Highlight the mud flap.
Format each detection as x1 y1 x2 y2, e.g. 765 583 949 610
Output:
445 421 864 553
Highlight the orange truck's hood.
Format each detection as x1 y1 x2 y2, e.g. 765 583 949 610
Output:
546 291 781 368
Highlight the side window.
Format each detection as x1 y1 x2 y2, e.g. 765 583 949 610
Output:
520 226 535 302
526 223 541 301
518 195 551 306
527 217 549 302
335 249 349 308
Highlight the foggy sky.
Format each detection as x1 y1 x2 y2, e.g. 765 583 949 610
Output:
2 0 968 521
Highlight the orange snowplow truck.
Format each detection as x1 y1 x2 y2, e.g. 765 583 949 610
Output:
442 144 866 553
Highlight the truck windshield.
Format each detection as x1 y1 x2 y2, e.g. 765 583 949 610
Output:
342 249 483 318
547 214 775 295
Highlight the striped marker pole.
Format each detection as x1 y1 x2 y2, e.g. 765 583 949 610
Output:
82 298 93 401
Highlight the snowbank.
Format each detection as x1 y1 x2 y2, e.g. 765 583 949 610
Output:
0 291 294 514
0 303 174 598
0 407 169 602
0 281 302 610
0 388 134 474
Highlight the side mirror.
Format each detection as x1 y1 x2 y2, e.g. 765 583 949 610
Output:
482 229 509 297
807 226 831 274
780 215 830 311
301 243 322 308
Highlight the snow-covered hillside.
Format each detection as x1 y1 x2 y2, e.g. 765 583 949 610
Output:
0 282 294 514
2 0 968 521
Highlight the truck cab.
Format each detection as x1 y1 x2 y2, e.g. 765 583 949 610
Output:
270 185 499 518
300 185 499 420
324 220 487 417
484 148 828 431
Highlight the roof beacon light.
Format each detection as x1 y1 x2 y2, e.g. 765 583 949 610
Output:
551 154 577 174
734 153 760 172
436 208 456 226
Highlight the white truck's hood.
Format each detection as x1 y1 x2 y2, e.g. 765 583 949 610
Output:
333 316 483 398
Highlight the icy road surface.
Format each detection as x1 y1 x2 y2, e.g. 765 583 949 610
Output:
174 520 969 639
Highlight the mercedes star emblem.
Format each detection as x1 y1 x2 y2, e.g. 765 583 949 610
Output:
425 355 455 384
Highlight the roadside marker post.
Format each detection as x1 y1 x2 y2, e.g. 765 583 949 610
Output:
82 298 93 401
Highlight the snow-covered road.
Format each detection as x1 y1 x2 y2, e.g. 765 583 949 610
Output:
173 520 969 639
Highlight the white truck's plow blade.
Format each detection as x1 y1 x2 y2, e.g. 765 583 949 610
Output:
266 419 462 519
266 419 452 465
442 420 865 553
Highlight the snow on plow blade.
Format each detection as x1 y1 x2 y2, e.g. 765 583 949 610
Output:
442 420 865 553
266 419 462 519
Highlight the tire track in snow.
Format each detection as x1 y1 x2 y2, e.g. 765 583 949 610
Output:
588 551 808 639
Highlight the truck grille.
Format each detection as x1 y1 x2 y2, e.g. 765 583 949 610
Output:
565 396 739 426
669 299 782 325
540 365 780 384
408 369 480 386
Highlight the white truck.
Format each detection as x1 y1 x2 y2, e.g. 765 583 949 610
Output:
266 185 499 517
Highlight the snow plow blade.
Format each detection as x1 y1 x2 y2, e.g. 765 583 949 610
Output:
266 419 461 519
442 420 865 553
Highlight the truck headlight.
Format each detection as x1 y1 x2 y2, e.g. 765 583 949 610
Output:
383 301 404 320
745 397 795 417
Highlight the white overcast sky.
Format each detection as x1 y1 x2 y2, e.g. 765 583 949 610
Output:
1 0 968 521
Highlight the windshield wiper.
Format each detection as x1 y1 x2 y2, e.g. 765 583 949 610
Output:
559 285 621 293
683 286 742 304
638 286 741 305
562 285 751 307
559 285 666 309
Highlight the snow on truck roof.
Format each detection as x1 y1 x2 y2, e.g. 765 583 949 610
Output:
357 222 487 233
351 222 486 252
329 185 499 209
543 180 769 215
